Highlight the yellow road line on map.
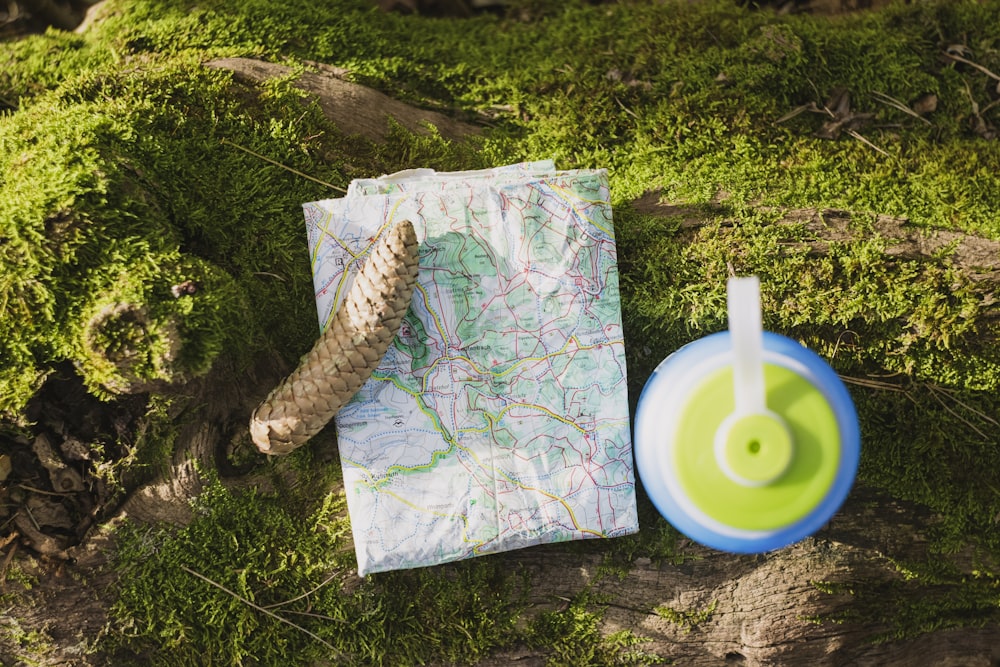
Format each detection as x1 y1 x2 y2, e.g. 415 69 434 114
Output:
380 489 471 527
495 402 587 434
355 368 623 497
349 409 606 541
346 377 458 482
397 336 628 439
310 209 362 271
311 199 407 266
351 331 621 527
419 336 573 392
413 282 451 350
378 443 455 484
419 337 625 394
374 453 601 541
324 274 354 331
488 461 603 538
354 416 493 502
312 197 409 330
536 489 604 538
320 211 402 330
360 468 490 547
546 182 613 238
359 372 484 446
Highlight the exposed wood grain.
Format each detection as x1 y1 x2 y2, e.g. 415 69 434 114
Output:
205 57 481 143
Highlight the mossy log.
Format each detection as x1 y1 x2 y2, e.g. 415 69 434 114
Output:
484 486 1000 667
8 484 1000 666
3 61 999 664
204 57 481 144
4 1 1000 664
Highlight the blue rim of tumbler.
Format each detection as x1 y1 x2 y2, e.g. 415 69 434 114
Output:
633 331 860 553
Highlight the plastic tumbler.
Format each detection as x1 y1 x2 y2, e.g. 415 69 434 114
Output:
633 277 860 553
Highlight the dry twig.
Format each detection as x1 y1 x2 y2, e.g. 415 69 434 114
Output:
942 51 1000 82
871 91 932 125
180 565 347 657
221 139 347 193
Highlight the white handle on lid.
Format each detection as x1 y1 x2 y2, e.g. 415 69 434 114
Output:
727 276 766 416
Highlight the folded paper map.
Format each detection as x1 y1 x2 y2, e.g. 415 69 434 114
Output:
303 161 638 575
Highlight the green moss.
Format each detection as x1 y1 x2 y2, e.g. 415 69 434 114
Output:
0 28 113 101
105 394 180 489
526 592 660 666
0 59 362 414
810 564 1000 644
855 383 1000 556
617 205 1000 391
4 0 999 404
19 0 998 234
804 378 1000 642
0 558 55 664
106 474 529 666
65 254 243 395
653 599 717 633
0 616 57 667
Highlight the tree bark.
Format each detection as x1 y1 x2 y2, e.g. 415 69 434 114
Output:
203 57 481 144
483 485 1000 667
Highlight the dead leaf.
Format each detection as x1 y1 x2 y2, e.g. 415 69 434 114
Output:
604 68 651 91
827 87 851 116
912 93 938 116
960 80 997 140
774 102 815 125
26 495 74 531
59 436 91 462
969 114 997 140
814 89 875 140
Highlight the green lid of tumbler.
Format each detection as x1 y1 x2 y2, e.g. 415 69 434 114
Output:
721 412 794 486
672 364 840 532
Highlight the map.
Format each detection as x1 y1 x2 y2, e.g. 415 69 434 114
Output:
303 161 638 576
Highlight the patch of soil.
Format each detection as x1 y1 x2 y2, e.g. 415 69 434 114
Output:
0 0 95 38
0 364 146 560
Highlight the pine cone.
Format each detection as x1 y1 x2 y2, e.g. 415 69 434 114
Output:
250 219 420 454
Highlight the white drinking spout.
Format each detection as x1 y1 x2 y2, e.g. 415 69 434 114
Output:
727 276 767 416
715 276 794 487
